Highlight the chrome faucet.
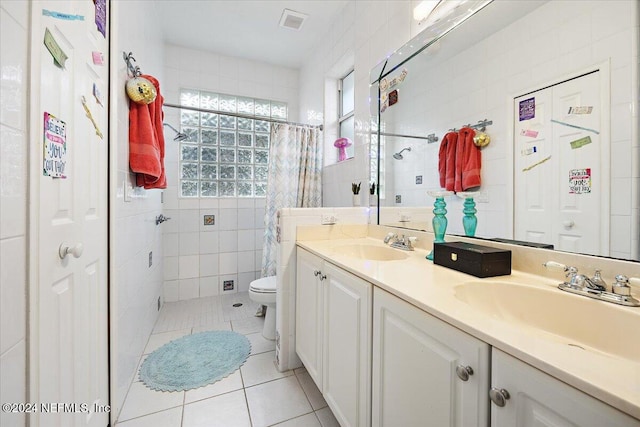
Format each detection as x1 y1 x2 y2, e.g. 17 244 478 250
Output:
384 233 416 251
543 262 640 307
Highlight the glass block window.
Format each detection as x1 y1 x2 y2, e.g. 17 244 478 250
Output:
179 89 287 197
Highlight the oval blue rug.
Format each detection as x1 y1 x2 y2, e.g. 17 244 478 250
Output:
139 330 251 392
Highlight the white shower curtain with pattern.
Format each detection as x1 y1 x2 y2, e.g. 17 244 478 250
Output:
261 123 322 277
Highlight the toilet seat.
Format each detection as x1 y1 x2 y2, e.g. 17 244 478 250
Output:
249 276 276 293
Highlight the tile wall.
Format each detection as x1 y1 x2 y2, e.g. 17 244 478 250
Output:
298 0 417 207
110 1 166 420
160 44 300 301
0 2 28 426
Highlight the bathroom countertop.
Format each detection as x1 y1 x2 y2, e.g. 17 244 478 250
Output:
296 236 640 420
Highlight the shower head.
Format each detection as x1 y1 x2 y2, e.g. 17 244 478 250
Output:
393 147 411 160
163 122 188 141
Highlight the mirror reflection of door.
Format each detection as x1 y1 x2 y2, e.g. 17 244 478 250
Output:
514 71 608 257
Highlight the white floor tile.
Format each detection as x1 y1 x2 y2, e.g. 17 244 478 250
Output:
144 329 192 355
115 407 182 427
240 351 292 387
231 316 265 335
182 389 251 427
191 321 232 334
118 382 184 422
184 370 244 404
222 292 260 321
272 412 322 427
296 371 327 410
120 292 335 427
245 376 313 427
246 332 276 355
315 407 341 427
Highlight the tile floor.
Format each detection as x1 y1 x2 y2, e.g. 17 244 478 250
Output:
115 292 340 427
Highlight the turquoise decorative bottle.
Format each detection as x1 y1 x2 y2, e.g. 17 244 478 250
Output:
426 191 452 260
462 196 477 237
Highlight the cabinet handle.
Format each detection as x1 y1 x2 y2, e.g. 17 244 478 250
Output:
314 270 321 277
455 365 474 381
489 387 510 407
319 274 327 281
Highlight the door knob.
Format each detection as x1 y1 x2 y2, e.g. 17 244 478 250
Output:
489 387 510 407
59 242 84 259
563 220 575 228
456 365 474 381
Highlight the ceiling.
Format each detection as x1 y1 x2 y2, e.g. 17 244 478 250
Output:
157 0 350 69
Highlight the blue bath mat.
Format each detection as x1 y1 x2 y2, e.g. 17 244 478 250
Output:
139 330 251 392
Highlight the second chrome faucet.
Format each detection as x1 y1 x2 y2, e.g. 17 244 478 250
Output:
543 261 640 307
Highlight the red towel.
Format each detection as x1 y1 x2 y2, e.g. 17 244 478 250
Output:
438 131 458 191
129 74 167 189
455 127 481 192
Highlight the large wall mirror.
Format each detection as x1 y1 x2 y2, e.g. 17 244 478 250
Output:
371 0 639 262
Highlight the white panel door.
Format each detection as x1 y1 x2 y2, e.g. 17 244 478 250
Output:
491 349 639 427
552 72 604 254
30 1 109 426
514 88 553 244
322 262 371 427
372 287 490 427
514 71 607 256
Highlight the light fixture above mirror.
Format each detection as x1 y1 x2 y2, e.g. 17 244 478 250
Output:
414 0 468 27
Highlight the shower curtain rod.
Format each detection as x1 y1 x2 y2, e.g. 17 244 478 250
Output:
374 131 439 142
163 102 324 131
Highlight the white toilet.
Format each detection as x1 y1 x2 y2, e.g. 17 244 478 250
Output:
248 276 277 340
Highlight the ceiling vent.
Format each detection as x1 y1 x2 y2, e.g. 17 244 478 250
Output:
279 9 308 31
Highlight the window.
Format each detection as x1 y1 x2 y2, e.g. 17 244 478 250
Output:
178 89 287 197
339 70 355 159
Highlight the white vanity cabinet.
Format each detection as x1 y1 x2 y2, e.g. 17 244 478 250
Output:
295 247 324 386
490 349 640 427
372 287 490 427
295 248 372 427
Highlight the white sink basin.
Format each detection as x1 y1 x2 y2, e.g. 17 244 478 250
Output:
331 244 409 261
454 281 640 361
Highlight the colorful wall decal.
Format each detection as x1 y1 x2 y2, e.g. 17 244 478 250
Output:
570 136 592 149
519 97 535 121
92 51 104 65
81 96 104 139
42 9 84 20
567 106 593 114
520 129 539 138
550 119 599 134
93 83 103 106
94 0 107 37
43 112 67 178
569 168 592 194
522 155 551 172
43 28 68 68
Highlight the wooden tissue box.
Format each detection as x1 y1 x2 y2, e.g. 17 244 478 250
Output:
433 242 511 278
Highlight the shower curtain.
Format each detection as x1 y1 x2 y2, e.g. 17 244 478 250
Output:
261 123 322 277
